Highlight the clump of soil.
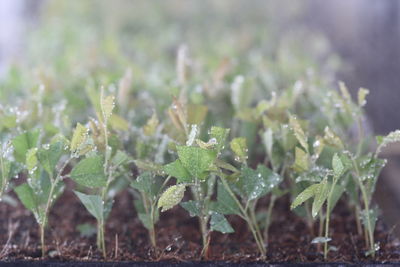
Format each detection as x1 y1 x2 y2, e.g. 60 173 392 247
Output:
0 179 399 263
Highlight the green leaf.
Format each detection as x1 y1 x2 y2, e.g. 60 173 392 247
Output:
70 155 106 188
177 146 216 179
187 104 208 125
328 184 345 214
289 115 308 153
262 128 274 158
163 160 191 183
210 212 234 234
291 183 320 210
180 200 201 217
70 123 87 152
376 130 400 155
230 137 248 163
111 150 129 168
293 147 309 173
37 142 64 177
143 113 159 136
210 126 230 153
213 181 240 215
131 171 158 197
138 213 153 230
26 148 38 172
101 94 115 120
74 191 104 222
12 130 40 163
312 179 328 217
239 165 282 201
332 153 344 178
158 184 186 212
14 183 37 212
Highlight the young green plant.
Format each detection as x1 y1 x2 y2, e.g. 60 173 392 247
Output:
13 130 72 257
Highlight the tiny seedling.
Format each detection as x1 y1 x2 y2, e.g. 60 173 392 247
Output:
13 130 71 257
160 126 234 257
70 89 130 258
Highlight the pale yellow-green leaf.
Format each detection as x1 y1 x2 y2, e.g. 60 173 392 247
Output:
376 130 400 155
26 148 38 172
339 81 352 102
143 113 159 136
358 88 369 107
109 114 129 131
289 115 308 153
70 123 87 152
291 183 320 210
158 184 186 212
323 127 344 149
230 137 248 163
101 94 115 121
293 147 309 173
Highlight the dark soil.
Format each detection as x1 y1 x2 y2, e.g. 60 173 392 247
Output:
0 179 399 264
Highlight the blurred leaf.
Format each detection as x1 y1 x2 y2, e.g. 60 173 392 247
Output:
163 160 191 183
70 155 106 188
230 137 248 163
12 130 40 163
210 212 234 234
158 184 186 212
74 191 104 222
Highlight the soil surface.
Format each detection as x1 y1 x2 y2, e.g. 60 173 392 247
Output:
0 179 399 264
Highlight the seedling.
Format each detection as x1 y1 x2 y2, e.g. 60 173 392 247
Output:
70 89 130 258
0 141 20 200
130 113 172 248
159 126 234 257
13 130 71 257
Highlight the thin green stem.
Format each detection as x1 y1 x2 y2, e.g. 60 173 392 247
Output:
264 194 276 244
219 177 266 258
40 224 45 257
352 157 375 257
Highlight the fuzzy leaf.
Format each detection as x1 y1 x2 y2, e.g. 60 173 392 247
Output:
177 146 216 179
187 104 208 125
70 155 106 188
12 130 40 163
210 126 230 153
289 115 308 152
291 183 320 210
158 184 186 212
111 150 129 168
163 160 191 183
210 213 234 234
101 94 115 120
230 137 248 163
143 113 159 136
293 147 309 173
239 165 281 201
358 88 369 107
74 191 104 222
213 181 240 215
37 142 64 177
332 153 344 178
131 171 159 197
376 130 400 155
15 183 37 212
323 127 344 149
70 123 87 152
26 148 38 172
180 200 201 217
312 179 328 217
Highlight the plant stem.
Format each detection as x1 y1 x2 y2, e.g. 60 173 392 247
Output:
220 178 266 258
352 158 375 257
324 177 338 260
40 224 45 257
264 194 276 244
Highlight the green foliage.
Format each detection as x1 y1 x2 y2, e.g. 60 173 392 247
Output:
158 184 186 212
70 155 107 188
1 2 399 260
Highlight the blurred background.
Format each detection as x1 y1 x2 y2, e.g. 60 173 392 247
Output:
0 0 399 235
